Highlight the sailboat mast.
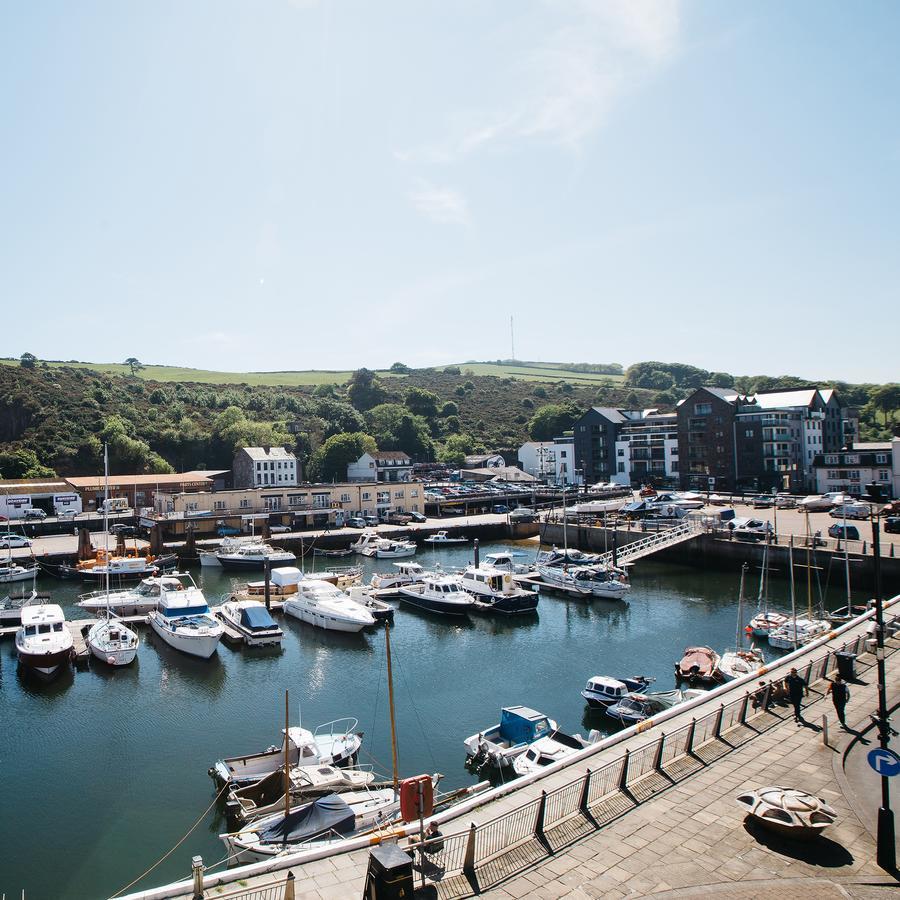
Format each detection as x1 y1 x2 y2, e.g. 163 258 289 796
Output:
843 503 851 606
789 537 798 650
736 563 747 650
805 509 813 619
385 622 400 794
284 690 291 817
104 444 110 620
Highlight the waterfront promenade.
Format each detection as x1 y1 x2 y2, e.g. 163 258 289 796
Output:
126 600 900 900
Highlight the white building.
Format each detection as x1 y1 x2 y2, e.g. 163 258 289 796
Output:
813 441 896 498
347 451 413 483
233 447 299 489
518 437 581 485
612 411 680 487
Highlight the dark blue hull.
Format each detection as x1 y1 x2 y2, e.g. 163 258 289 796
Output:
399 593 471 617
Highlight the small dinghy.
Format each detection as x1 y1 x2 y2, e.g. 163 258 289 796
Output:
512 729 598 776
675 646 724 685
605 689 701 725
736 786 837 839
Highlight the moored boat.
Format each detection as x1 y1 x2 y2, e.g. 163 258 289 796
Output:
77 575 178 617
147 572 223 658
370 561 426 592
216 540 296 571
605 689 706 725
767 617 831 650
459 564 539 615
214 599 284 647
15 602 74 680
0 562 40 584
423 530 468 545
398 574 476 616
581 675 654 709
463 706 557 769
674 646 724 685
512 729 597 776
536 563 630 600
283 578 375 633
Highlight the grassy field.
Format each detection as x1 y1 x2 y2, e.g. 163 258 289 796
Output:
1 358 624 386
450 361 625 384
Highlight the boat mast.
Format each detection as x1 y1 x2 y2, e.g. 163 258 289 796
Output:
756 538 768 614
104 443 111 622
804 509 813 619
843 502 851 607
284 689 291 818
736 563 747 650
384 621 400 794
789 536 798 650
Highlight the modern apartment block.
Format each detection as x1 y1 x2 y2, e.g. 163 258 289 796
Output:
572 407 627 484
613 411 680 487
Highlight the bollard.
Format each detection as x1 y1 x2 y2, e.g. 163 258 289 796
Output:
463 823 477 878
653 733 666 771
579 768 592 812
191 856 204 900
822 715 829 748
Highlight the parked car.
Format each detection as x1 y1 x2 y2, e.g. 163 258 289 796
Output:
23 508 47 520
0 533 32 549
217 524 241 536
750 496 774 509
346 517 366 528
386 513 413 525
363 515 379 526
775 494 797 509
728 517 772 542
880 500 900 517
57 508 78 519
827 524 860 540
109 524 138 536
408 511 427 523
829 503 871 521
884 517 900 534
491 504 510 514
269 524 291 534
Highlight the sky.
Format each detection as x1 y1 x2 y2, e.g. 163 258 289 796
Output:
2 1 899 383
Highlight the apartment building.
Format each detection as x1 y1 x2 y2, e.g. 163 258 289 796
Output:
812 440 897 498
613 411 679 487
233 447 299 489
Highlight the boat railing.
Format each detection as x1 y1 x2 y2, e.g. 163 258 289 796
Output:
312 717 360 740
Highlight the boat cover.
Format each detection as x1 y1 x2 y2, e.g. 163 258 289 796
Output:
240 606 277 631
258 794 356 844
499 707 552 745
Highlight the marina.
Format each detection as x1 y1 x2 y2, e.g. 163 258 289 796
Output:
0 537 881 900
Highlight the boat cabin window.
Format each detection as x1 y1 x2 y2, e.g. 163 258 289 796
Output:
39 624 51 634
53 622 63 632
25 625 36 636
489 577 502 590
302 747 315 758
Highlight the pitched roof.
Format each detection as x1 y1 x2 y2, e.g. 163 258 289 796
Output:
375 450 411 461
241 447 296 461
588 407 628 423
66 471 219 489
751 389 820 410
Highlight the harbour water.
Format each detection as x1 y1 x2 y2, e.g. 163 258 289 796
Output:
1 540 853 900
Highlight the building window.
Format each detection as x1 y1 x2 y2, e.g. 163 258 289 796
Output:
214 500 226 511
410 489 419 498
617 462 625 473
693 402 712 415
879 470 889 481
745 430 753 438
240 499 250 509
362 492 371 500
186 502 198 511
876 454 887 464
340 493 351 502
394 490 404 498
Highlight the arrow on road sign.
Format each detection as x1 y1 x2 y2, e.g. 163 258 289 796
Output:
867 748 900 777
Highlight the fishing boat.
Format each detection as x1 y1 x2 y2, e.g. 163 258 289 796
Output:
536 564 630 600
459 564 539 615
398 574 476 616
283 579 375 633
720 564 764 680
369 561 426 592
581 675 654 709
147 572 223 658
512 729 598 776
463 706 557 769
77 575 179 617
214 598 284 647
767 617 831 650
59 548 167 581
606 689 705 725
674 646 724 685
15 601 74 680
212 717 363 787
422 530 468 545
216 540 296 571
226 764 379 823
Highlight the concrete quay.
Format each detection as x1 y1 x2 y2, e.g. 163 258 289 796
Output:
123 599 900 900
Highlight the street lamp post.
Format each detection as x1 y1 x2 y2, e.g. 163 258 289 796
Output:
871 518 896 871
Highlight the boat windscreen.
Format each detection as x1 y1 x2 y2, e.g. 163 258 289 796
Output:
258 793 356 844
240 606 277 631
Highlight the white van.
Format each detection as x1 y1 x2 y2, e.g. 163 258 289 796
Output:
829 502 870 520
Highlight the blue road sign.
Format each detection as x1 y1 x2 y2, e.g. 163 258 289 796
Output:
867 748 900 777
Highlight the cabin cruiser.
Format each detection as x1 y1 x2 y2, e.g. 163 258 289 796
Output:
423 530 468 544
398 574 476 616
535 547 602 568
606 689 705 725
370 561 426 592
675 646 724 685
226 764 377 823
646 492 705 512
481 552 531 575
459 564 538 615
216 540 296 571
346 586 394 622
214 599 284 647
283 578 375 633
349 531 381 554
537 564 630 600
221 788 402 863
147 572 223 658
512 729 598 776
15 603 74 679
372 539 416 559
0 562 40 584
718 647 765 680
463 706 557 769
77 574 182 617
767 617 831 650
211 719 363 786
581 675 654 709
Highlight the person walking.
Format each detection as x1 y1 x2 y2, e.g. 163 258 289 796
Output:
786 667 808 722
827 674 850 728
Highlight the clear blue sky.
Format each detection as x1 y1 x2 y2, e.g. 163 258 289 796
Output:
2 1 898 382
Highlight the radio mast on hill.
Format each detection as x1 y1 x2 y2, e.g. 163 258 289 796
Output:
510 315 515 362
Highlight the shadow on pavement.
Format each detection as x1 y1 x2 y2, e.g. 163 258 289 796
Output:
743 819 854 867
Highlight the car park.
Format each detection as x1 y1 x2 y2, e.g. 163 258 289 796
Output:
0 533 32 549
827 523 860 540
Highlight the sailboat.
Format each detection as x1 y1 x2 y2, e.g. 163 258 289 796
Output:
720 564 764 679
747 537 788 638
768 530 830 650
827 504 869 624
86 446 139 667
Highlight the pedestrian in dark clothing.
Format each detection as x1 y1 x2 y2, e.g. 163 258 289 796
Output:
827 675 850 728
786 667 808 721
752 680 771 711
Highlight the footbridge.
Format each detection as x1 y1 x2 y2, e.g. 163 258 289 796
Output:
595 518 705 569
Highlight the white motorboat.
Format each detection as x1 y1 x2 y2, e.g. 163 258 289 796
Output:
226 764 377 823
0 562 40 584
581 675 654 709
15 602 74 680
370 561 426 592
372 539 416 559
214 599 284 647
535 547 602 568
283 578 375 632
536 564 630 600
59 549 164 581
748 610 789 639
767 617 831 650
147 572 223 658
220 788 400 864
77 575 180 617
398 574 476 616
87 617 139 667
349 531 381 554
422 530 468 545
512 729 598 776
216 540 296 571
211 719 363 786
606 689 705 725
459 564 539 615
463 706 557 769
481 552 531 575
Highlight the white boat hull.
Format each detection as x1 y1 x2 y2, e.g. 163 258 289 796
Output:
0 566 40 584
283 603 368 633
149 613 222 658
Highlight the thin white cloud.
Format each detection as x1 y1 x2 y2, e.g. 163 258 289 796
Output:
399 0 681 159
409 179 470 225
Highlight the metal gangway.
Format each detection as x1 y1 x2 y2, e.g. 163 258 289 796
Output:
597 517 705 568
